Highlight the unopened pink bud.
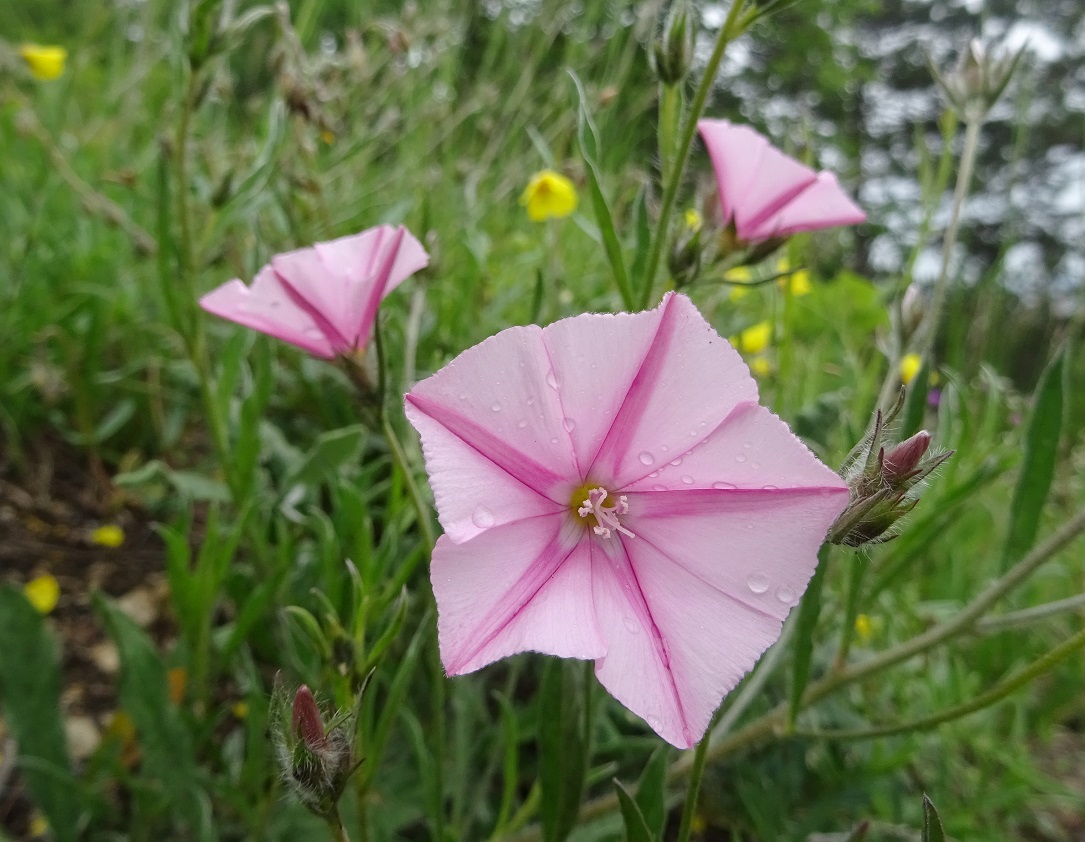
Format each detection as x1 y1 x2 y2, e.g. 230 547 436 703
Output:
291 686 326 751
883 431 931 485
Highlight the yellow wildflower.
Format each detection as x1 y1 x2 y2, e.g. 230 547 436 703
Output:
232 700 250 719
320 129 335 145
730 321 771 356
724 265 754 300
24 574 60 615
520 170 578 222
684 208 703 232
29 811 50 838
854 614 873 643
19 44 67 81
775 258 811 297
899 353 922 385
749 356 773 378
90 524 125 548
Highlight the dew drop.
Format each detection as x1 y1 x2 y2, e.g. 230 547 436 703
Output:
550 437 559 444
517 418 528 429
762 484 779 490
747 572 770 594
491 401 502 412
471 506 496 528
742 440 753 449
752 461 762 470
649 471 660 478
526 396 535 406
775 585 798 605
545 370 561 390
735 453 748 463
689 429 698 437
660 445 670 453
652 484 667 492
562 418 576 432
712 481 737 490
670 456 683 466
638 451 655 466
623 616 639 633
681 475 694 485
647 714 662 731
458 393 467 401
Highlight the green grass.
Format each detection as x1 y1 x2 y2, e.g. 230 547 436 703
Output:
1 1 1084 840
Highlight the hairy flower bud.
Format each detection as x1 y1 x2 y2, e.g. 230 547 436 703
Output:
653 0 694 86
291 686 326 751
830 396 952 547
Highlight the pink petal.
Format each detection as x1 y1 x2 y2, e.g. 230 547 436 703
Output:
591 537 782 748
588 293 758 489
405 324 582 538
199 267 337 357
745 172 866 241
433 517 605 675
272 225 429 350
623 401 847 495
538 307 671 472
405 401 564 543
698 119 817 240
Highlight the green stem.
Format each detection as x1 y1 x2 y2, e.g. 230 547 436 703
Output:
833 552 866 670
975 592 1085 634
794 621 1085 740
675 715 714 842
328 807 352 842
638 0 747 309
657 83 682 189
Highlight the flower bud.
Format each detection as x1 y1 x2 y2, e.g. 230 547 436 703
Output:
928 37 1026 123
653 0 694 86
291 686 326 751
830 402 952 547
900 284 924 337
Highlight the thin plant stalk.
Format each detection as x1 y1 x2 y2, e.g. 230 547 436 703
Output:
638 0 747 309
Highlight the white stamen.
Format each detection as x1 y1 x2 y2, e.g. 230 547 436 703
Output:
578 487 635 539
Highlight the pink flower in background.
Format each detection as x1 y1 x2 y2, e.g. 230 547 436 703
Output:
200 225 428 357
698 119 866 243
405 293 848 748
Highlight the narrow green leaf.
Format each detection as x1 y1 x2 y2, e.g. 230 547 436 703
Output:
635 745 669 839
900 359 930 439
1001 350 1065 569
614 780 654 842
922 794 946 842
492 692 520 836
630 184 651 291
114 459 231 502
94 594 215 841
284 424 367 488
568 70 634 309
0 587 79 842
789 544 831 727
538 660 588 842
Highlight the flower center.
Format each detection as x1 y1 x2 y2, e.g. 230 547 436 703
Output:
571 483 634 540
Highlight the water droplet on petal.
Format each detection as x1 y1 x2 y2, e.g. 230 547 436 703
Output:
775 585 798 605
563 418 576 432
623 616 639 633
550 437 559 444
670 456 683 466
649 471 659 478
747 572 770 594
526 396 535 406
472 506 496 528
742 441 753 449
647 714 662 731
491 401 502 412
660 445 670 453
652 484 667 492
712 481 737 490
762 484 778 490
639 451 655 466
735 454 748 463
545 370 561 390
458 393 467 401
517 418 528 429
681 475 694 485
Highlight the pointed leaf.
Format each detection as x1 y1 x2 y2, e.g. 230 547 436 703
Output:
0 587 79 842
789 543 830 726
614 780 654 842
1001 350 1064 569
285 424 367 488
538 660 588 842
922 794 946 842
634 746 669 840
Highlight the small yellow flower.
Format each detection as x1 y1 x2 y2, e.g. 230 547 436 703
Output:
19 44 68 81
520 170 578 222
320 129 335 145
730 321 771 356
684 208 703 232
231 700 250 719
690 814 708 834
774 258 811 297
724 265 754 300
24 574 60 615
749 356 773 378
899 353 922 385
854 613 873 643
90 524 125 548
29 811 50 838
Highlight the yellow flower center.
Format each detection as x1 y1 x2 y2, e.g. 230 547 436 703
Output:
569 482 634 539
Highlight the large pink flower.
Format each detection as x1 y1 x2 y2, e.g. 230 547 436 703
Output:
405 293 849 748
200 225 428 357
699 118 865 243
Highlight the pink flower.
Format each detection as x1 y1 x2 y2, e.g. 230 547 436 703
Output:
405 293 849 748
698 118 865 243
199 225 428 357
